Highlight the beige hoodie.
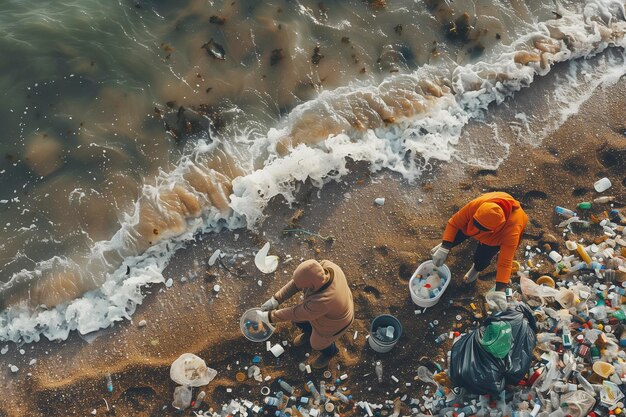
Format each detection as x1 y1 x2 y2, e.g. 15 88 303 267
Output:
271 260 354 350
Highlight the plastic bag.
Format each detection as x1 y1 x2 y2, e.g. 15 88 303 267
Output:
172 385 192 410
449 303 537 395
520 276 559 300
170 353 217 387
561 390 596 417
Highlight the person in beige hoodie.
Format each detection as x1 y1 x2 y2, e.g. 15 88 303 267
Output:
258 259 354 369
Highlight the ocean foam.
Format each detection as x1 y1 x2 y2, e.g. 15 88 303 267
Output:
1 0 625 343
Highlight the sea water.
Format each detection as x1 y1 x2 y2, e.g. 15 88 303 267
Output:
0 0 625 342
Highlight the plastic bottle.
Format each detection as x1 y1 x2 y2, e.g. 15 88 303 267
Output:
105 373 113 392
306 381 321 403
319 380 326 401
419 283 432 299
594 196 615 203
555 206 577 218
192 391 206 409
576 372 595 395
375 361 383 382
278 379 295 394
434 333 448 345
335 391 351 403
457 405 478 415
265 396 282 406
576 244 592 264
577 202 592 210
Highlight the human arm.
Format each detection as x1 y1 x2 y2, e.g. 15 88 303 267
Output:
270 298 327 323
273 280 300 304
441 203 473 245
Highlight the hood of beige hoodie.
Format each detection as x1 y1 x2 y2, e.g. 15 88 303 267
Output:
292 260 328 291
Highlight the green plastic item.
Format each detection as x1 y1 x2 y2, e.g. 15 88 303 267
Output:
611 309 626 321
480 321 513 359
577 202 592 210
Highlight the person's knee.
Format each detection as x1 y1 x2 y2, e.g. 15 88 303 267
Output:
310 333 335 351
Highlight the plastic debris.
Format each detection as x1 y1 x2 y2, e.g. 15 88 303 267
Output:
170 353 217 387
255 242 279 274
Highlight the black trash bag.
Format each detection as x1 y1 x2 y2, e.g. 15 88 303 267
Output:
449 303 537 395
492 303 537 385
449 324 507 396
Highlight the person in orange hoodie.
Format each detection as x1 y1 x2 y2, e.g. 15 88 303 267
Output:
257 259 354 369
431 192 527 311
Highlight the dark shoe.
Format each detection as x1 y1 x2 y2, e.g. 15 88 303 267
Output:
310 353 333 369
293 332 311 347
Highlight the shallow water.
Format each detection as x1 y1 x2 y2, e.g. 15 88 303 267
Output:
0 0 625 342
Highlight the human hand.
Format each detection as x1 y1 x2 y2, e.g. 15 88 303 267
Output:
260 296 279 311
432 246 449 267
485 290 508 312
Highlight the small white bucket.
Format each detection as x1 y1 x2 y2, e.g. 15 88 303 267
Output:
408 260 451 308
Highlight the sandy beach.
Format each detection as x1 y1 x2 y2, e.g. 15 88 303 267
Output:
1 67 625 416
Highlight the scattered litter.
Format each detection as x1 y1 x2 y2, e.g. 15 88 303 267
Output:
270 344 285 357
374 197 385 206
10 365 18 373
208 249 221 266
138 320 147 328
165 278 173 288
170 353 217 387
255 242 279 274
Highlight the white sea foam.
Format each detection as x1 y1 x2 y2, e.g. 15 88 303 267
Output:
1 0 625 343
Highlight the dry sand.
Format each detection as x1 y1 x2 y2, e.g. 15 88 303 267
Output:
1 71 625 416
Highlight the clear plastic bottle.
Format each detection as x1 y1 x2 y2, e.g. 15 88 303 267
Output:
278 379 295 394
335 391 350 403
594 196 615 203
576 372 595 395
192 391 206 409
555 206 577 218
264 396 281 407
306 381 321 403
319 380 326 401
434 333 448 345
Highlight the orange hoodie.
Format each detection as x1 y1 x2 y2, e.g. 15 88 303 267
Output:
442 192 527 284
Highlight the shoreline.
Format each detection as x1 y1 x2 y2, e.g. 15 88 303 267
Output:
1 69 625 416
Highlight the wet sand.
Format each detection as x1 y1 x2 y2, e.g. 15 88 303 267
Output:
1 72 625 416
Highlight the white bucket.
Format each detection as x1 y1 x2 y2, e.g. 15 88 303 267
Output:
408 260 451 308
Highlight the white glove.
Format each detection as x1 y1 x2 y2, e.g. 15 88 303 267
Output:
432 246 449 267
260 296 279 311
485 290 508 312
256 310 270 323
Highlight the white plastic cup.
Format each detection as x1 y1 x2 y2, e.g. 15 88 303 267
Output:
594 177 612 192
